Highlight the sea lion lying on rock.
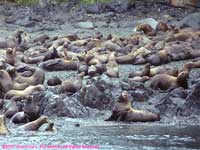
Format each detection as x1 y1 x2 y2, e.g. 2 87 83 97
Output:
18 116 48 131
105 91 160 122
128 63 150 78
39 59 78 71
5 84 45 99
60 72 84 93
5 48 16 66
0 115 9 134
150 71 189 92
14 67 45 85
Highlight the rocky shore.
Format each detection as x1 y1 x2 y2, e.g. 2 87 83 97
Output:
0 0 200 130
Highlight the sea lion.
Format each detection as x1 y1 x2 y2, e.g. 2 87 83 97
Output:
0 70 14 94
128 63 150 78
0 115 9 134
18 116 48 131
5 85 45 99
5 48 16 66
47 76 62 86
10 112 28 124
45 122 56 132
14 67 45 85
129 76 149 83
23 96 40 121
106 52 119 78
150 71 189 92
105 91 160 122
156 22 169 32
60 72 84 93
39 59 78 71
22 55 44 64
150 67 179 77
115 54 135 64
136 24 156 36
4 98 19 118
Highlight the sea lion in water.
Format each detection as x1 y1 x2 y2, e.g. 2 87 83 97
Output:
0 115 9 134
60 72 84 93
18 116 48 131
150 71 189 92
128 63 150 78
14 67 45 85
106 52 119 78
105 91 160 122
45 122 56 132
5 85 45 99
5 48 16 66
39 59 78 71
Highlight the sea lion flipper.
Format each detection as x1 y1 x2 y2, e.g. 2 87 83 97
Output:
105 113 118 121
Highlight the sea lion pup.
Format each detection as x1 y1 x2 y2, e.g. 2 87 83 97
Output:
0 115 9 134
105 91 160 122
23 96 40 121
4 98 20 118
60 72 84 93
47 76 62 86
115 54 135 64
128 63 150 78
106 52 119 78
14 67 45 85
150 71 189 92
150 67 179 77
39 58 78 71
5 84 45 99
18 116 48 131
5 48 16 66
10 112 28 124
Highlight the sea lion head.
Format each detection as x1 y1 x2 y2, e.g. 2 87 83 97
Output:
118 91 129 103
177 71 189 89
6 48 14 55
39 116 49 124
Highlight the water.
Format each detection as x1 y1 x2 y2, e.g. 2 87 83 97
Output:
1 118 200 150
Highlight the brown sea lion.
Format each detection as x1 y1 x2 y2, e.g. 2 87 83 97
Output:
115 54 135 64
10 112 28 124
105 91 160 122
128 63 150 78
106 52 119 78
5 85 45 99
15 67 45 85
39 59 78 71
136 24 156 36
129 76 149 83
60 72 84 93
5 48 16 66
150 67 179 77
18 116 48 131
47 76 62 86
22 55 44 64
0 115 9 134
156 22 169 32
150 71 189 92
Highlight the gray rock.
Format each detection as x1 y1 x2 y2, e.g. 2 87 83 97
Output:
76 21 94 29
177 13 200 29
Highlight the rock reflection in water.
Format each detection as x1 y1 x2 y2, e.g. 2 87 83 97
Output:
1 118 200 150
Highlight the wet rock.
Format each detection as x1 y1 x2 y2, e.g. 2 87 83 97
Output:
80 75 121 110
76 21 94 29
31 91 99 118
155 94 186 117
178 13 200 29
